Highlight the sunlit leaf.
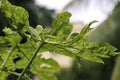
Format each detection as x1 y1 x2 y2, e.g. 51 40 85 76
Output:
1 0 29 35
67 20 97 45
50 12 71 35
41 43 76 58
31 56 60 80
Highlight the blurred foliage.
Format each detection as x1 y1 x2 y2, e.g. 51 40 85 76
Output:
88 2 120 80
0 0 55 35
88 2 120 48
57 1 120 80
57 58 115 80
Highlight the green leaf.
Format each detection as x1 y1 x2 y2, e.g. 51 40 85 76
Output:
2 27 13 35
46 24 73 44
41 43 76 58
36 25 44 33
78 52 104 63
29 27 40 37
67 20 97 45
0 71 9 80
40 73 57 80
47 12 73 43
19 39 38 56
50 12 71 35
69 33 79 40
1 48 17 71
76 42 117 63
56 24 73 41
1 0 29 35
15 56 28 69
40 58 60 73
86 42 117 56
0 36 10 54
31 56 60 80
28 25 44 40
80 20 97 36
29 27 41 40
3 30 22 46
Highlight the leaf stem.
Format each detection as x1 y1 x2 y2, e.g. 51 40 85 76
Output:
0 47 16 70
18 47 39 72
1 68 32 80
17 42 45 80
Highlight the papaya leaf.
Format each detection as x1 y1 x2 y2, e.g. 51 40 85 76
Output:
1 0 29 35
3 27 22 46
2 27 13 35
40 73 58 80
41 43 76 58
56 24 73 42
36 25 44 33
31 56 60 80
78 52 104 63
76 42 117 63
28 25 45 41
19 39 38 55
0 36 10 53
45 24 73 44
50 12 71 35
67 20 97 45
80 20 97 36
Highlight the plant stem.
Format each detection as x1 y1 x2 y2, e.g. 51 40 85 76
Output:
17 42 45 80
0 47 16 70
7 71 32 80
18 47 39 72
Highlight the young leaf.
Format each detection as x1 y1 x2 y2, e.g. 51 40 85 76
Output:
46 24 73 43
28 25 44 40
4 32 21 47
31 56 60 80
56 24 73 41
50 12 71 35
2 27 13 35
36 25 44 33
67 20 97 45
80 20 97 36
1 0 29 35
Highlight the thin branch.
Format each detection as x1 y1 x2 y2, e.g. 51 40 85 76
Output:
0 47 16 70
17 42 45 80
17 46 39 72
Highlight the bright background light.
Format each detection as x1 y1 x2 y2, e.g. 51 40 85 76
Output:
35 0 72 11
35 0 116 26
